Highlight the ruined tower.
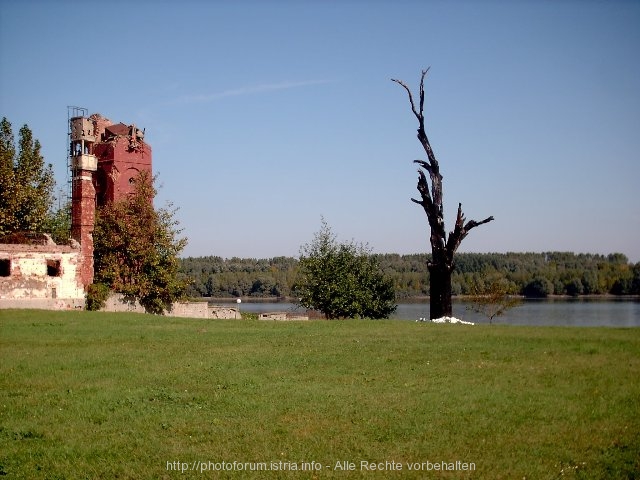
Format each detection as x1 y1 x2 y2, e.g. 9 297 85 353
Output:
68 111 152 289
69 116 98 288
0 110 153 307
91 114 152 206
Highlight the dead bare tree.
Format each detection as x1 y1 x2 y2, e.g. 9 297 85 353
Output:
392 68 494 319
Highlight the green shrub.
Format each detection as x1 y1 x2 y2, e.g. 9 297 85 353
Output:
294 219 396 319
85 283 110 311
240 311 258 320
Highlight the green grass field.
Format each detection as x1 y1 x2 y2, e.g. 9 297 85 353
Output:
1 309 639 479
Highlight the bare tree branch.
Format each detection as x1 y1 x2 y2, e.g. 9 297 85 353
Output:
446 203 495 256
391 67 430 130
419 68 429 117
412 169 433 209
464 216 495 231
413 159 432 173
390 78 421 123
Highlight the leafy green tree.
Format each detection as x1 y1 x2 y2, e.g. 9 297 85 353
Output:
42 198 71 245
581 270 601 295
523 277 554 298
565 277 584 297
294 219 396 319
251 275 280 296
632 263 640 295
92 171 188 314
0 117 55 236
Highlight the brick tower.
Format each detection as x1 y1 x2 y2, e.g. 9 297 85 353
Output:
90 114 152 206
68 111 152 289
69 116 98 288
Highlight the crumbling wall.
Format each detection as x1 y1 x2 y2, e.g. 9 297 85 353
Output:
209 305 241 319
258 312 309 321
89 113 113 141
100 295 241 319
169 302 209 319
102 294 146 313
0 243 85 303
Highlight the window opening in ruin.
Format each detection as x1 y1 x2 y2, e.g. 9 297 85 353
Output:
0 259 10 277
52 287 57 299
47 260 61 277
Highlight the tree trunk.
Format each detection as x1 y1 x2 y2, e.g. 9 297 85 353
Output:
428 261 452 318
393 69 494 319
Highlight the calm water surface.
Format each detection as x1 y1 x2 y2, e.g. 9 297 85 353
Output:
221 299 640 327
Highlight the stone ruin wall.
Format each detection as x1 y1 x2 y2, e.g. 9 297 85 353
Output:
0 243 85 309
102 295 242 319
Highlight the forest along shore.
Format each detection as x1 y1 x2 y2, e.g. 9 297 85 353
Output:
180 252 640 299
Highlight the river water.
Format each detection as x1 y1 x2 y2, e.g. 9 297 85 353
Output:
216 298 640 327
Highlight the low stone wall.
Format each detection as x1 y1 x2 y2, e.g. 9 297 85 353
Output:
102 295 241 319
0 293 241 320
209 305 241 319
0 298 84 310
170 302 241 319
102 295 146 313
169 301 209 319
259 311 309 321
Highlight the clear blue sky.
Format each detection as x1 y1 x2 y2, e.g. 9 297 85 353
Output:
2 0 639 262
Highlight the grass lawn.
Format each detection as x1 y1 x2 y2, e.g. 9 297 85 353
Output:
1 309 639 479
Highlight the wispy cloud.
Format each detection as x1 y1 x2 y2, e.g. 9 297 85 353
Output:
172 79 334 105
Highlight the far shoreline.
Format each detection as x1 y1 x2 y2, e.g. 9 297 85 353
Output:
199 294 639 304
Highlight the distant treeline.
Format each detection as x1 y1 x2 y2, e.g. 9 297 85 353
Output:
179 252 640 299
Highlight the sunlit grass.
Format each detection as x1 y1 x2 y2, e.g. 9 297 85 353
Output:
1 309 639 479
